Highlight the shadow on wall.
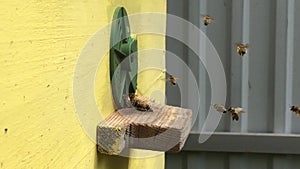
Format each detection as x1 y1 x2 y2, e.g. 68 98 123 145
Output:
94 147 130 169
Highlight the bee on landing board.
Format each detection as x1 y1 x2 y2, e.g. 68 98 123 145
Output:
213 104 245 121
236 43 249 56
290 106 300 116
202 15 214 26
129 93 152 112
114 127 122 135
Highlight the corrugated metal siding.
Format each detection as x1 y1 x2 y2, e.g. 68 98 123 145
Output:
166 0 300 168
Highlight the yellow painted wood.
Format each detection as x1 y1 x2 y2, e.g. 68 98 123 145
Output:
0 0 166 168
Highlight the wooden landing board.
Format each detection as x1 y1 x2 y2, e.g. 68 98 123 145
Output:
97 102 192 155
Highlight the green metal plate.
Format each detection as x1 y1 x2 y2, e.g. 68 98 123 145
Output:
110 7 138 109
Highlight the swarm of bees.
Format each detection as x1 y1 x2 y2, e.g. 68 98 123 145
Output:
202 15 214 26
213 104 300 121
201 14 249 56
236 43 249 56
213 104 245 121
290 105 300 116
128 93 152 112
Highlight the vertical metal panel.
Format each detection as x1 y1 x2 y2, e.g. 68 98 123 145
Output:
287 155 300 168
274 0 294 134
291 0 300 133
229 154 248 169
187 0 204 132
195 0 208 133
248 0 276 133
230 0 250 133
167 152 300 169
186 152 208 169
206 0 232 132
165 153 183 169
166 0 188 108
166 0 300 168
272 155 288 169
201 153 228 169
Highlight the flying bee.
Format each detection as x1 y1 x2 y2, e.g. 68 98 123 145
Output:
290 106 300 116
202 15 214 26
167 75 178 86
227 107 245 121
129 93 152 111
213 104 227 113
236 43 249 56
214 104 245 121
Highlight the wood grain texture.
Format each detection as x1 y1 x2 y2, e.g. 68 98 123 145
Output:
97 102 192 155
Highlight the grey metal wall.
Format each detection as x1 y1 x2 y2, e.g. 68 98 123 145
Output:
166 0 300 168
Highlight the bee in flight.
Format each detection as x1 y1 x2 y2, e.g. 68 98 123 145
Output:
202 15 214 26
227 107 245 121
167 75 178 86
128 93 152 112
236 43 249 56
290 105 300 116
213 104 245 121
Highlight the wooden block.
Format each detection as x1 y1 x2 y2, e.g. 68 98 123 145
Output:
97 102 192 155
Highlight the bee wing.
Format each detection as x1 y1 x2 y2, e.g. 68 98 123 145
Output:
235 107 245 113
167 75 179 80
213 104 227 113
236 43 249 48
201 15 215 22
161 77 175 81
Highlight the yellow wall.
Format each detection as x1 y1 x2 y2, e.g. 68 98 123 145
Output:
0 0 166 168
